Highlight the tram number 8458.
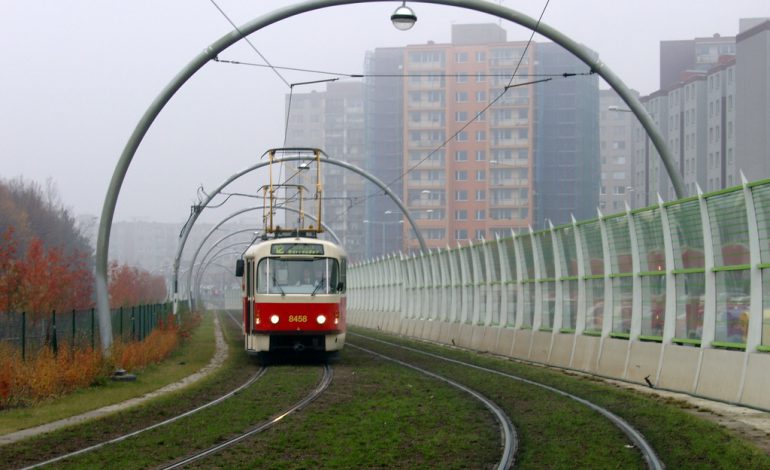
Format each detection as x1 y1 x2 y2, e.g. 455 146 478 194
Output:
288 315 308 323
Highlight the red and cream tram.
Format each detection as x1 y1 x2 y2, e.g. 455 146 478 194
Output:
236 235 347 357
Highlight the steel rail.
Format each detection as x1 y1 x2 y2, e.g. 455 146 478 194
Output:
351 332 664 470
22 367 268 469
349 343 517 470
162 363 333 469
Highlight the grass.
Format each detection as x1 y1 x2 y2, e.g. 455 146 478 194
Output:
0 312 215 435
351 327 770 470
188 346 500 469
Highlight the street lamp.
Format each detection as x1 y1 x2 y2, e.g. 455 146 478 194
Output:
391 2 417 31
608 105 632 113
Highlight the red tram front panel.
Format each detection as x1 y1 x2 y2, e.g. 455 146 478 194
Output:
252 301 345 333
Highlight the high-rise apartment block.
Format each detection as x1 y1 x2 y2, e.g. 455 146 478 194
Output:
633 18 769 205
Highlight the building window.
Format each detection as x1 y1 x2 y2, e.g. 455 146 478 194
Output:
456 190 468 201
456 131 468 142
476 72 486 83
455 229 468 240
476 51 486 62
455 111 468 122
455 150 468 161
476 189 486 201
455 170 468 181
456 91 468 102
456 52 468 63
426 229 446 240
476 169 486 181
475 229 486 240
475 209 486 220
476 150 486 161
476 90 487 102
455 209 468 220
456 73 468 83
476 130 486 141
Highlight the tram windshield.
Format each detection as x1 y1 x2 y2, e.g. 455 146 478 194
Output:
256 257 339 295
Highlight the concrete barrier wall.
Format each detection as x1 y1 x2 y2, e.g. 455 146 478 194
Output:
348 179 770 410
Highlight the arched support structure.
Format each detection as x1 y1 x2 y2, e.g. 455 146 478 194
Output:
183 204 341 311
96 0 683 352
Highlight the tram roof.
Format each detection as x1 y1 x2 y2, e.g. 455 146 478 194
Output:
243 236 346 260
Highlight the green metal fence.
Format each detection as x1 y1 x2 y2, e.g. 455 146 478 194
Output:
0 302 175 359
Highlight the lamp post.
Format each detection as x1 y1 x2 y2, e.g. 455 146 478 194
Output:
364 214 404 256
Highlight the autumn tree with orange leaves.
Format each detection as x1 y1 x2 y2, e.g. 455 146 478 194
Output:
108 262 167 308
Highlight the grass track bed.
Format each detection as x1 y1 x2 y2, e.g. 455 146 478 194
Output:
189 347 500 469
352 328 770 469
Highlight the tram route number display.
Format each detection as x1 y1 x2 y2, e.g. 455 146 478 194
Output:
288 315 308 323
270 243 325 256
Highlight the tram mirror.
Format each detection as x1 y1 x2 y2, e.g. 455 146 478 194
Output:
235 259 244 277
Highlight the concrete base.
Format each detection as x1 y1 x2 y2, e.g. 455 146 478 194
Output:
457 324 474 349
511 330 532 359
495 328 516 356
479 327 500 354
529 331 552 363
597 338 629 378
549 333 574 368
572 335 601 373
696 348 744 403
625 340 662 385
741 353 770 409
657 343 700 392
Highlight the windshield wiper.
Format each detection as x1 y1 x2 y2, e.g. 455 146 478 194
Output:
272 273 285 296
311 278 325 296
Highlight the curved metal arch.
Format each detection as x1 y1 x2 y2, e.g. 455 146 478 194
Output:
184 204 341 311
171 154 422 312
96 0 683 352
194 246 248 309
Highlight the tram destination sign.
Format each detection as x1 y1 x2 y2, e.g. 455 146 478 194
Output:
271 243 325 256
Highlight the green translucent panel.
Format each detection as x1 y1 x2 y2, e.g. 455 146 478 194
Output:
473 244 487 283
538 232 556 279
634 209 665 273
612 277 632 334
580 222 604 275
585 278 604 331
762 269 770 346
414 255 425 287
558 227 579 277
522 282 535 327
667 199 705 270
503 237 518 280
506 283 517 326
641 276 665 337
541 282 555 328
675 273 705 340
562 280 578 330
752 185 770 264
708 191 750 267
489 241 502 282
606 216 632 274
519 234 535 280
714 270 751 344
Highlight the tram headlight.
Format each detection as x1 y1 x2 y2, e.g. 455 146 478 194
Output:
316 314 327 325
270 314 279 324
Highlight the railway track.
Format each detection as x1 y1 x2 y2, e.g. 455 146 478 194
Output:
161 363 333 469
348 344 517 469
351 331 665 470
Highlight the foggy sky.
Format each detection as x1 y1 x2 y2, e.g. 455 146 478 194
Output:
1 0 766 224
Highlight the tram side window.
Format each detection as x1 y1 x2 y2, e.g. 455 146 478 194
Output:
257 259 268 294
246 260 254 297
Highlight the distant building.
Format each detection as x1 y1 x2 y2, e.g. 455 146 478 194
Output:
660 34 735 90
534 42 599 225
634 18 769 203
735 19 770 180
284 82 366 260
599 89 636 211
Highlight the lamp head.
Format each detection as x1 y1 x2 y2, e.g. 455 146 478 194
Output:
391 2 417 31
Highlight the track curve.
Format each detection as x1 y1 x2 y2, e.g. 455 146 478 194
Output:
349 343 517 469
352 332 664 470
161 363 333 469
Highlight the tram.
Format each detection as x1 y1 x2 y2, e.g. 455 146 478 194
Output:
235 148 346 359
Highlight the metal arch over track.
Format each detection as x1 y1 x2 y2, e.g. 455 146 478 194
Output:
96 0 685 351
171 154 422 314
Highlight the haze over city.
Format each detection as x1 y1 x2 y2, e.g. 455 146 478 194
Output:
1 0 766 224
